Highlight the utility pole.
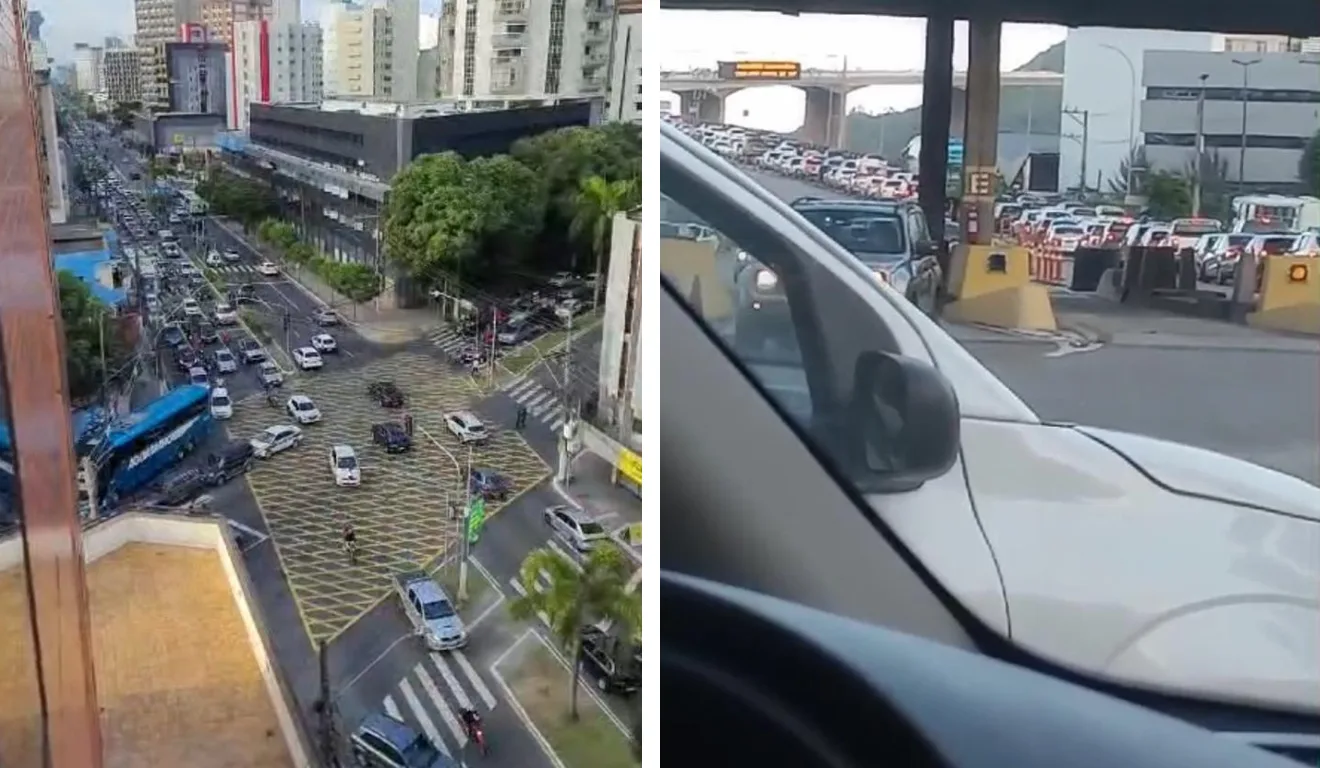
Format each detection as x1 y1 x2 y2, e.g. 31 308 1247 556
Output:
1232 58 1262 193
316 640 343 767
557 311 576 485
487 311 497 388
458 444 473 601
1063 108 1090 195
1192 73 1208 217
98 310 108 401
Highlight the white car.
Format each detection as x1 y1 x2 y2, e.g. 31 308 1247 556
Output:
209 387 234 419
555 298 583 320
257 261 279 276
213 303 238 325
205 251 223 267
223 249 241 262
544 505 609 552
250 424 303 458
187 366 209 387
258 360 283 387
286 395 322 424
444 411 488 443
311 333 337 353
182 298 202 317
329 445 361 487
292 347 323 370
214 348 238 374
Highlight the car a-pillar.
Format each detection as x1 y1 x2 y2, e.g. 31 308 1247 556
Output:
940 17 1056 333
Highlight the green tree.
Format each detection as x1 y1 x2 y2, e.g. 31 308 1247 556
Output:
1184 150 1232 221
197 169 277 226
508 546 639 720
58 271 130 404
1300 130 1320 197
511 125 641 222
110 100 140 129
286 242 315 266
1107 146 1148 198
384 152 545 285
570 175 638 299
1145 171 1193 220
320 261 382 302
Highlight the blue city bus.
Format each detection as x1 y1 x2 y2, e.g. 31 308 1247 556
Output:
88 385 214 504
0 407 110 523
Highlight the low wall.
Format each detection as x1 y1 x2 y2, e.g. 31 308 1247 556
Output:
0 514 314 767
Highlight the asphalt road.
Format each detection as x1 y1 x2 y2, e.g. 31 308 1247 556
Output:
741 163 1320 486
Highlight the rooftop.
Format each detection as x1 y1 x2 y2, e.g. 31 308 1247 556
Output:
0 515 310 767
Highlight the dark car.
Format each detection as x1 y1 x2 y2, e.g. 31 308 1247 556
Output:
372 422 412 453
579 626 641 694
197 323 219 344
367 381 405 408
469 468 510 501
206 440 255 485
174 348 200 371
350 713 454 768
154 468 215 507
160 323 187 348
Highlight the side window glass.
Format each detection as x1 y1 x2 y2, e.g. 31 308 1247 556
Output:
660 193 813 423
908 209 931 246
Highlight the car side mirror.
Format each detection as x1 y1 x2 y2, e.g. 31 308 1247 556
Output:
914 240 940 257
847 351 960 493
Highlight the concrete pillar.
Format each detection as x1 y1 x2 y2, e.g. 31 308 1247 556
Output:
678 91 725 124
959 18 1002 247
918 13 955 243
800 87 846 148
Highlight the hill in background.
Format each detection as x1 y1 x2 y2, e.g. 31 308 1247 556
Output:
844 41 1064 160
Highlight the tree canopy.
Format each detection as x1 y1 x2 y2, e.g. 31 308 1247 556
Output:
197 169 278 227
59 271 131 405
383 123 641 290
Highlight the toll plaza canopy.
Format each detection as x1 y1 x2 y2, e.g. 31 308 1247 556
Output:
658 0 1320 37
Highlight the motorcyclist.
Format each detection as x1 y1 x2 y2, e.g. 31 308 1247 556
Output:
459 708 482 739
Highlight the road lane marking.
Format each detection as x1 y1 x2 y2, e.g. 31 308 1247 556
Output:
398 677 451 756
430 652 474 709
384 695 403 721
337 631 411 696
545 539 583 572
415 661 467 747
453 650 498 709
508 577 551 627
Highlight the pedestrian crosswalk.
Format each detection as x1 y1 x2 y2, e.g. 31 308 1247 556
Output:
427 327 471 355
380 649 498 757
508 538 585 630
209 263 264 276
503 377 566 432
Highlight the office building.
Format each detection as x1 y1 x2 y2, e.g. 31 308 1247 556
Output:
1139 51 1320 191
227 0 324 132
216 99 593 304
135 0 204 107
30 38 68 224
101 48 143 104
438 0 613 100
164 40 228 115
202 0 269 44
73 43 105 92
105 35 128 49
605 0 640 123
321 0 419 101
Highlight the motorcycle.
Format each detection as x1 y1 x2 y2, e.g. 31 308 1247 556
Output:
465 718 488 756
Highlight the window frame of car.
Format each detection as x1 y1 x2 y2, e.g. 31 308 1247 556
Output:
357 730 400 763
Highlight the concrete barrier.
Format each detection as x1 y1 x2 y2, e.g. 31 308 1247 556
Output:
1247 256 1320 334
1070 248 1121 292
943 244 1057 331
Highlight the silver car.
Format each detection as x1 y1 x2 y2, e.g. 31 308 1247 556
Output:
544 505 610 552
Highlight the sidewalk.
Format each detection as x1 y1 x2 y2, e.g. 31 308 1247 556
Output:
213 218 440 344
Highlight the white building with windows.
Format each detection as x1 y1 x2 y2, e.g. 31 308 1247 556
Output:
101 48 142 104
438 0 612 100
604 0 640 122
597 209 642 451
321 0 419 100
226 0 323 131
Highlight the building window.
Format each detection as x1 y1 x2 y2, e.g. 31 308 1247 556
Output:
1146 86 1320 103
544 0 566 94
1145 133 1309 150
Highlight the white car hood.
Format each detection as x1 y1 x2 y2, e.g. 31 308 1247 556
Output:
940 419 1320 715
1074 426 1320 521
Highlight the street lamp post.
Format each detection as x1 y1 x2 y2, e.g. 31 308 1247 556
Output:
1098 43 1138 197
1231 58 1262 193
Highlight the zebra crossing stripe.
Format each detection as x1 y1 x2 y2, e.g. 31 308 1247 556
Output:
384 695 403 721
508 577 552 627
415 661 468 747
398 677 451 756
453 650 498 709
545 538 583 572
430 652 475 713
549 416 565 431
507 378 537 398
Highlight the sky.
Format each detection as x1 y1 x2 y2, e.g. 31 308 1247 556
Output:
659 11 1066 133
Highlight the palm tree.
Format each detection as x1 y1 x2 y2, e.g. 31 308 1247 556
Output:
509 545 640 720
569 175 639 309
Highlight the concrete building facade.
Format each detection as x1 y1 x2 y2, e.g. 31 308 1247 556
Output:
1060 27 1218 193
73 43 105 92
202 0 269 44
1139 50 1320 191
227 13 324 131
31 38 68 224
134 0 205 107
438 0 612 101
101 48 142 103
321 0 419 101
164 41 228 115
596 209 642 449
604 1 640 123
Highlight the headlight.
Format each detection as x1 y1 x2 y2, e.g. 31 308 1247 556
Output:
755 269 779 290
737 250 749 262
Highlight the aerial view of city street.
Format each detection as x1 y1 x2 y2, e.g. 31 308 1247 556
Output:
657 4 1320 765
0 3 642 766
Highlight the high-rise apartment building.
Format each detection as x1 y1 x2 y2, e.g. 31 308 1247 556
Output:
438 0 612 101
202 0 269 44
227 0 323 131
101 48 143 103
165 40 228 114
605 0 640 123
322 0 419 101
135 0 204 107
73 43 105 92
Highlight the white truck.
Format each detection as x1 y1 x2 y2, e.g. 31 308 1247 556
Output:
394 571 468 651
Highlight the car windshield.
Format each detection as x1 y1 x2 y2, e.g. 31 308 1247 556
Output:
296 401 315 410
799 210 906 255
580 521 606 535
422 599 455 620
336 457 357 470
212 396 231 407
400 734 441 767
217 351 232 360
467 423 486 433
262 429 282 441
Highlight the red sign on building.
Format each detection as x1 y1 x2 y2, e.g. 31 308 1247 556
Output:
178 23 208 43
